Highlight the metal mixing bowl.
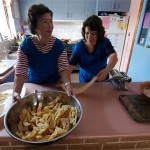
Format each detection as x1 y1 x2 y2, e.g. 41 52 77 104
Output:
4 90 83 144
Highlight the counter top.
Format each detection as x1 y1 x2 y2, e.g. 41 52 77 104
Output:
0 67 15 83
0 52 17 83
1 82 150 149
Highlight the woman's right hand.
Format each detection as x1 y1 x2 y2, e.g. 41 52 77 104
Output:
65 82 75 96
13 92 22 103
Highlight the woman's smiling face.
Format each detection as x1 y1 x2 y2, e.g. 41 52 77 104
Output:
35 13 53 38
85 27 98 46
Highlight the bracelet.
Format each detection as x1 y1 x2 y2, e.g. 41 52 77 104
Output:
64 82 71 88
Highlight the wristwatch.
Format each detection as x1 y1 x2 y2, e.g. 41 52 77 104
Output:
64 82 71 88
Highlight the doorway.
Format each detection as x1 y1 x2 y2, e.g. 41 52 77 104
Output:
128 0 150 81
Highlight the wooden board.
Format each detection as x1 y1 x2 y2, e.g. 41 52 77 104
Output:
119 95 150 123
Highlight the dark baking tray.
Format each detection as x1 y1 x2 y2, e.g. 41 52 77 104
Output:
119 95 150 123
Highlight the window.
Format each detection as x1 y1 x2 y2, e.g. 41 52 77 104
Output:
138 0 150 45
0 0 11 41
0 0 16 41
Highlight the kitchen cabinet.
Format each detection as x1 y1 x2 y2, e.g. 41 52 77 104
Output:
84 0 96 18
51 0 85 20
98 0 131 12
39 0 52 8
19 0 96 21
19 0 37 21
51 0 68 20
69 0 85 20
19 0 52 21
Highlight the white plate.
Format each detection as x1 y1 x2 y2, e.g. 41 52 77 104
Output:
0 82 26 117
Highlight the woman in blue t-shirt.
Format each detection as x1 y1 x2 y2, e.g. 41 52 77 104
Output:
69 15 118 82
13 4 72 102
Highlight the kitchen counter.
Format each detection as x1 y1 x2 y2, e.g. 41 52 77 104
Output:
0 66 15 84
0 52 17 84
0 82 150 149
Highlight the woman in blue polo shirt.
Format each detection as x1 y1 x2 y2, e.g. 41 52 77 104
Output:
69 15 118 82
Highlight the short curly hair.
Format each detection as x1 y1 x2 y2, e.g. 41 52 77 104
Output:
82 15 105 43
27 4 53 34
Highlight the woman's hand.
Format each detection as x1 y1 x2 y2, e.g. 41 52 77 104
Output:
13 92 22 103
13 74 25 103
65 82 74 96
97 69 109 81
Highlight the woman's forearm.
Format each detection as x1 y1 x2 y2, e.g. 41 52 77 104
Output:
60 70 73 96
13 74 26 95
69 65 75 73
106 52 118 72
60 70 71 84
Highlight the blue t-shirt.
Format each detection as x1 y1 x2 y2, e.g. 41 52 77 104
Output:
69 37 115 82
20 37 65 84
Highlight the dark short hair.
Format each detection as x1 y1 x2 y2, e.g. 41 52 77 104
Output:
82 15 105 42
27 4 53 34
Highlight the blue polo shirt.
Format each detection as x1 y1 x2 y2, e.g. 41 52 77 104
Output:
69 37 115 82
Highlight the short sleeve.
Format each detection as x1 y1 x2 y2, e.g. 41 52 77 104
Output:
105 39 116 57
53 38 65 56
69 44 78 65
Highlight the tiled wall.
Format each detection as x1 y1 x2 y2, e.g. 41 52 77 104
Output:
1 136 150 150
52 21 83 40
22 21 83 40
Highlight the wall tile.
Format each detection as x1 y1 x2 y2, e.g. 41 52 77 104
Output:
85 137 119 143
136 141 150 149
53 21 83 40
68 143 102 150
10 141 30 146
0 141 9 146
121 136 150 142
55 138 84 144
1 147 32 150
32 144 67 150
103 142 136 149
